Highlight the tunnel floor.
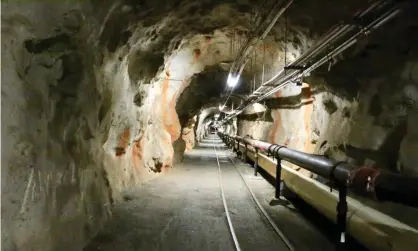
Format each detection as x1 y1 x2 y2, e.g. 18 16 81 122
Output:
84 135 362 251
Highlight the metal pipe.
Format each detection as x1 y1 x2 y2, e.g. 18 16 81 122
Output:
220 133 418 207
223 0 294 107
275 157 282 199
235 0 294 77
254 148 259 176
219 1 399 125
218 134 418 251
256 0 387 92
230 7 401 114
232 135 352 184
262 42 265 86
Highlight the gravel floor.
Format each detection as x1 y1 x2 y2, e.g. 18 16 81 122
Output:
84 135 365 251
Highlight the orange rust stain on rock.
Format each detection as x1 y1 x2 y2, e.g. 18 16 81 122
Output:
161 164 171 173
284 138 290 146
274 89 282 98
269 110 282 143
161 62 181 143
193 48 201 63
257 44 271 51
302 84 315 153
182 130 195 151
115 128 130 156
132 138 143 168
164 88 181 142
269 92 282 143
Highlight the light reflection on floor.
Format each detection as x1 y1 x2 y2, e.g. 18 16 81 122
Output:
184 136 228 159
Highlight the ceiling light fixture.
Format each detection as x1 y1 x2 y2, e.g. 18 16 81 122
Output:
227 73 240 88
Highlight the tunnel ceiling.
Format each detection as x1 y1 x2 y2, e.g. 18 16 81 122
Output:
96 0 370 122
4 1 418 249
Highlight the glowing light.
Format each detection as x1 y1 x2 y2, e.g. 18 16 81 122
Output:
227 73 240 88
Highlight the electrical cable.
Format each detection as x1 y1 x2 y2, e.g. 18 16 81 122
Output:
219 1 400 125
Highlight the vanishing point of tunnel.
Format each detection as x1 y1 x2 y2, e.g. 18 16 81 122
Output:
1 1 418 251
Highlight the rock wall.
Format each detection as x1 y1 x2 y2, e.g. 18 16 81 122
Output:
0 1 275 249
237 63 418 226
1 3 113 250
236 14 418 226
3 0 413 250
237 4 418 179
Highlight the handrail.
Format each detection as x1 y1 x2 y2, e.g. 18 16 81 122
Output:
232 135 353 184
218 132 418 251
219 132 418 207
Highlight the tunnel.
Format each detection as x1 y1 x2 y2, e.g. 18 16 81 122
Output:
2 0 418 250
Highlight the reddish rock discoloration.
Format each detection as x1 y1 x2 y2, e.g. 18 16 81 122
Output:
116 128 130 156
132 138 143 168
302 83 314 154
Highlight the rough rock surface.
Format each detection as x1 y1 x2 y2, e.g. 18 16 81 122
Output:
234 10 418 227
2 0 418 250
1 0 304 249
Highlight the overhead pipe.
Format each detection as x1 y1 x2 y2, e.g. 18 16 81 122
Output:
226 4 399 120
250 0 389 97
223 0 294 105
230 0 293 75
255 7 400 102
235 0 294 77
220 0 400 124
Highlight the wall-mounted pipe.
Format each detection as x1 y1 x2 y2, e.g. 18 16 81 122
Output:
219 133 418 251
222 133 418 207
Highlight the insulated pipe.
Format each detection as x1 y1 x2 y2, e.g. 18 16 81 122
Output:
230 135 352 185
250 150 418 251
219 133 418 251
221 133 418 207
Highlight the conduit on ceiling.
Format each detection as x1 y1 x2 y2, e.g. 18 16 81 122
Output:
218 0 401 126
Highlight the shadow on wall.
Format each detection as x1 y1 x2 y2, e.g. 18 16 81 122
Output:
333 120 407 172
1 4 114 251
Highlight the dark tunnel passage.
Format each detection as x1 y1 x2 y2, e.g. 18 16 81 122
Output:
2 0 418 251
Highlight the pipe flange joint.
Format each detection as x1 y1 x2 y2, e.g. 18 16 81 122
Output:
329 161 348 191
267 144 277 157
273 145 286 160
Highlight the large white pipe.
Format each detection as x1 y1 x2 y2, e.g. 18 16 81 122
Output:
239 144 418 251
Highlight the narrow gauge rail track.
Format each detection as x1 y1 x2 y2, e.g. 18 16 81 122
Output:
213 136 294 251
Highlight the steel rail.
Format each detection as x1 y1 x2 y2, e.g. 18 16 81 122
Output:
219 132 418 207
227 154 295 251
213 137 242 251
